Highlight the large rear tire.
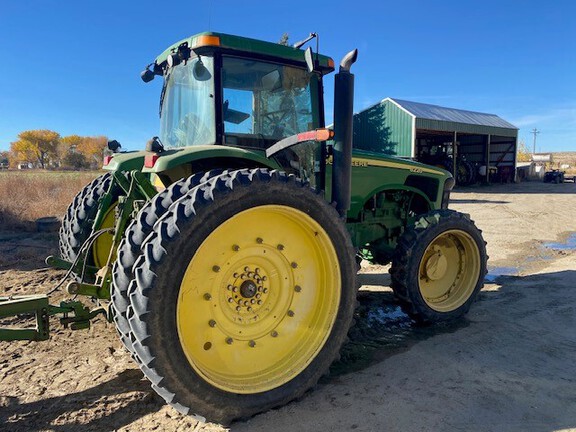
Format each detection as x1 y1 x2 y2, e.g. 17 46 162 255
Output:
111 169 225 354
128 169 356 423
390 210 487 323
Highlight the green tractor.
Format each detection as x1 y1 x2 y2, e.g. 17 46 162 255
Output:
1 32 487 423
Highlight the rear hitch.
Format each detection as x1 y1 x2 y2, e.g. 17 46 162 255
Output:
0 295 108 342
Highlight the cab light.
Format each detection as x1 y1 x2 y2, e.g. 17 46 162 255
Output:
327 58 335 69
192 35 221 49
103 155 113 166
144 154 159 168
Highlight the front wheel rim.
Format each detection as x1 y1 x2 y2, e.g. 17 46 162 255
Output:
177 205 341 394
418 229 481 312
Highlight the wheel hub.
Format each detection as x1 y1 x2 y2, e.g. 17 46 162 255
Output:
424 248 448 281
240 279 258 298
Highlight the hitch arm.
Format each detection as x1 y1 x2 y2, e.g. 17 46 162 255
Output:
0 296 107 342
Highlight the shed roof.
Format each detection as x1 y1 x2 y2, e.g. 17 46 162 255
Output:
388 98 518 130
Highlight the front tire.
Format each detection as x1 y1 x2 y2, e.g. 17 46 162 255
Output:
390 210 487 323
128 169 356 423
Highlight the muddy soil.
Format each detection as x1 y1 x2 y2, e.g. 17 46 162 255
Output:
1 181 575 432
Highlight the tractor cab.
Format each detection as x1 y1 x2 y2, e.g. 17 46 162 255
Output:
141 33 335 184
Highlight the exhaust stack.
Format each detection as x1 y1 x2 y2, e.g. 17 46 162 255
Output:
331 49 358 217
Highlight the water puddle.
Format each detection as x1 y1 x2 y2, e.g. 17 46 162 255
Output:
327 291 468 377
484 266 520 283
543 233 576 251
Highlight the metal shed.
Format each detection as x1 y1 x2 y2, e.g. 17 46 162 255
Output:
352 97 518 184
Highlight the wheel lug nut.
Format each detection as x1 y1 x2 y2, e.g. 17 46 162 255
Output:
256 237 263 244
257 300 263 305
263 288 268 294
209 320 216 327
255 268 260 274
256 293 261 299
212 265 220 273
248 340 256 347
247 307 252 312
294 285 302 293
291 262 298 269
250 299 256 304
227 284 233 291
204 342 212 351
232 244 240 251
233 273 239 278
203 293 212 301
271 331 278 337
277 244 284 251
244 266 250 272
228 298 233 303
247 272 254 278
226 337 233 345
244 301 249 306
233 287 238 293
287 310 295 317
262 276 267 281
241 275 247 280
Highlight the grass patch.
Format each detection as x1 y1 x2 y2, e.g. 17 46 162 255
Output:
0 171 101 231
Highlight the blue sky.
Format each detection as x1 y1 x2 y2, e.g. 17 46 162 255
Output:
1 0 574 153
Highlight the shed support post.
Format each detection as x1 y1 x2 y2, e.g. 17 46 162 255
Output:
486 134 491 184
512 135 518 183
453 131 458 183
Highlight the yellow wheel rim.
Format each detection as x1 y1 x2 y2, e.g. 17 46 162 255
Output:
92 204 116 267
418 229 481 312
177 205 341 394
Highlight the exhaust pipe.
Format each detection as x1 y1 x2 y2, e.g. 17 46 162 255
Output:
331 49 358 217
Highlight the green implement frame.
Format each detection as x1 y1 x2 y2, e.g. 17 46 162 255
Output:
0 295 107 341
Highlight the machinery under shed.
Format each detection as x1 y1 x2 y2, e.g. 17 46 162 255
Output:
353 98 518 185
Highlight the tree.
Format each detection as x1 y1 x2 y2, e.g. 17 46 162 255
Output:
63 151 90 169
10 129 60 168
353 103 397 155
0 150 9 168
77 136 107 168
516 139 531 162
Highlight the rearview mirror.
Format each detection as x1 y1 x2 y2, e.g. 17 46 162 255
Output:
304 47 316 74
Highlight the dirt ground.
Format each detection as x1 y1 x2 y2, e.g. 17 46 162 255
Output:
1 180 575 432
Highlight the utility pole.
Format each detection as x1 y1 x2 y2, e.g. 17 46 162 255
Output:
531 128 540 154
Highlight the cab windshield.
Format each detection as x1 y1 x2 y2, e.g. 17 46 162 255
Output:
222 57 317 148
160 56 215 148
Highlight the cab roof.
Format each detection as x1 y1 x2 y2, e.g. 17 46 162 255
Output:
154 31 335 74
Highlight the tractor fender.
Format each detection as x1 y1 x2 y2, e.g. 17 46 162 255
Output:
141 145 281 174
102 150 147 172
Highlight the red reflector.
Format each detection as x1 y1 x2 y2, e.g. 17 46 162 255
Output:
296 129 334 142
144 154 159 168
103 155 113 166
